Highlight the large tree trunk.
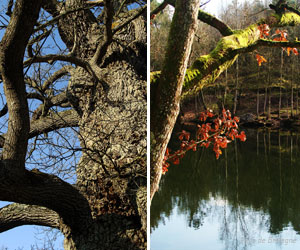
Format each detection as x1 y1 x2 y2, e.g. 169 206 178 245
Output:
0 0 146 249
150 0 201 201
60 1 147 248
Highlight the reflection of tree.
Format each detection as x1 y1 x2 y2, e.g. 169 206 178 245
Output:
151 130 300 249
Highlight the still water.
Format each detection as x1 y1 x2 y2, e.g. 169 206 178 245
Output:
151 129 300 250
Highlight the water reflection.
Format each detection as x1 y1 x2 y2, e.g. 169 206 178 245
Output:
151 129 300 250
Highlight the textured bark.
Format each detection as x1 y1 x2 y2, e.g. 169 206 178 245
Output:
0 203 60 233
150 0 201 201
0 0 146 249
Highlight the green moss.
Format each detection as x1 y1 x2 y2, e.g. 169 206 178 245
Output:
151 12 300 102
276 13 300 26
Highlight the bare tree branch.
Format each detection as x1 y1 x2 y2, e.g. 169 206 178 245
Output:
0 165 92 231
6 0 14 17
150 1 168 17
24 54 88 70
29 109 80 138
166 0 234 36
0 109 79 148
0 203 60 233
27 29 52 58
112 5 147 35
91 0 114 65
196 8 234 36
42 65 74 91
0 0 42 166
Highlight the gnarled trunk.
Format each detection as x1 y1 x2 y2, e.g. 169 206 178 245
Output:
59 2 147 248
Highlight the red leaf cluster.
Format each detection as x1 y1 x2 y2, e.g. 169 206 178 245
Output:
273 29 288 42
161 109 246 174
258 24 270 38
256 27 299 67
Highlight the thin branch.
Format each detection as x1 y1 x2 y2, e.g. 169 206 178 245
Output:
24 54 88 69
200 0 211 8
150 1 168 17
91 0 114 64
27 29 52 58
42 65 73 91
34 5 98 33
113 5 146 35
0 203 60 233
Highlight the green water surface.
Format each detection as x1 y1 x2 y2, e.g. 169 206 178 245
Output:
151 129 300 250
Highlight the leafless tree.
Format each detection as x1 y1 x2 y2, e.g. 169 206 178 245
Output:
0 0 146 249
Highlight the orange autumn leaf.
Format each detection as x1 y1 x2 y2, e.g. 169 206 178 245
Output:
256 54 267 66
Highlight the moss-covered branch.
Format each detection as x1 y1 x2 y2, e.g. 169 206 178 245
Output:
166 0 234 36
151 11 300 99
197 8 234 36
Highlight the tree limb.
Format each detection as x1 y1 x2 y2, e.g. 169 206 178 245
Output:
0 0 42 166
91 0 114 65
0 203 60 233
0 165 92 231
24 54 88 69
29 109 80 138
166 0 234 36
31 91 70 120
150 1 168 17
0 109 79 148
42 65 74 91
196 8 234 36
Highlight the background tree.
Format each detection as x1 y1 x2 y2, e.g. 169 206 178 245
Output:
0 0 146 249
151 0 300 200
